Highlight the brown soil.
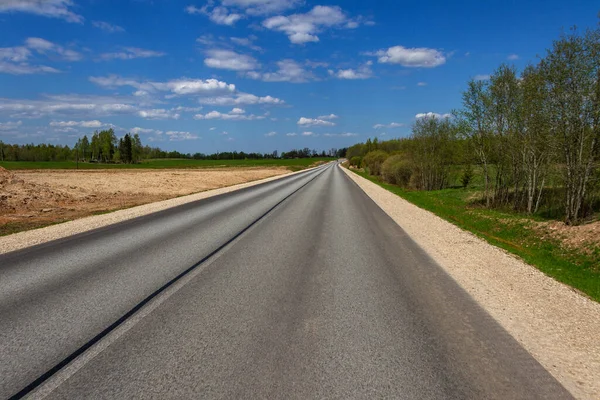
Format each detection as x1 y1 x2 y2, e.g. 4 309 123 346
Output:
536 220 600 254
0 167 287 236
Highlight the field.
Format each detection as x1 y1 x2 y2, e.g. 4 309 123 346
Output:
349 167 600 302
0 157 334 171
0 166 296 236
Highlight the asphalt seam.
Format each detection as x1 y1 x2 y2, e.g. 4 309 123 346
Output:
12 164 331 400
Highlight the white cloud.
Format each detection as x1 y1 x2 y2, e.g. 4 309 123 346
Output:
90 75 236 96
373 122 403 129
371 45 446 67
415 112 452 119
99 47 165 61
264 131 277 137
199 92 284 105
306 60 329 68
329 63 372 80
166 131 199 141
186 5 243 26
52 126 78 133
247 59 314 82
0 0 83 23
25 37 82 61
323 132 357 137
49 120 106 128
262 6 359 44
230 36 263 52
0 120 22 130
301 131 315 136
138 109 181 120
194 109 264 120
297 117 335 127
0 47 31 62
0 62 59 75
474 74 490 81
417 82 427 86
209 127 216 130
130 127 162 135
196 34 218 47
172 106 204 112
92 21 125 33
507 54 519 60
157 79 236 95
210 6 244 25
0 95 139 119
204 49 259 71
286 132 297 136
317 114 338 120
222 0 300 15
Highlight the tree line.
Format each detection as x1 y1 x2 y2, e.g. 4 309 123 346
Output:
347 24 599 225
0 128 346 164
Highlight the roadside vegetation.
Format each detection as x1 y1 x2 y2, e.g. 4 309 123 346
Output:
345 25 600 301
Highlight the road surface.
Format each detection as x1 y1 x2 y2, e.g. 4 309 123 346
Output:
0 163 572 399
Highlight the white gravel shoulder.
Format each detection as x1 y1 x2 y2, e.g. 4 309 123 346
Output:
0 169 303 255
341 165 600 400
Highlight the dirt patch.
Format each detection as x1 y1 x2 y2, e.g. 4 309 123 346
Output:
0 167 287 236
535 220 600 255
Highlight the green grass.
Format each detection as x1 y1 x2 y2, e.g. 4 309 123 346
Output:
0 220 69 237
350 168 600 302
0 158 334 170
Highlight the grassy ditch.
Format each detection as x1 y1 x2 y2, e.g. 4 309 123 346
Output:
348 168 600 303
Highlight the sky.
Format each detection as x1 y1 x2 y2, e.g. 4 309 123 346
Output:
0 0 598 154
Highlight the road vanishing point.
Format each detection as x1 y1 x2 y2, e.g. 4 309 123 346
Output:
0 163 573 399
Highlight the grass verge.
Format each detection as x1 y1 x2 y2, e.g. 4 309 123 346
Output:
349 168 600 303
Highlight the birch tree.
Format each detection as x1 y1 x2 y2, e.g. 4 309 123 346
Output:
542 26 600 224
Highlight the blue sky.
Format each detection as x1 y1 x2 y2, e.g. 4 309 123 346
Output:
0 0 598 154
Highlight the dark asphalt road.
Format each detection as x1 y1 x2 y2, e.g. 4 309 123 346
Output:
1 163 572 399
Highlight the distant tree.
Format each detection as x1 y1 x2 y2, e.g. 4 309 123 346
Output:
80 135 90 161
99 129 117 162
90 131 100 161
129 134 140 162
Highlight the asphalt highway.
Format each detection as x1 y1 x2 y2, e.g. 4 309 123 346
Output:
0 163 572 399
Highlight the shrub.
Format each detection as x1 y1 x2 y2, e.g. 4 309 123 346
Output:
363 150 388 176
382 155 413 187
349 156 362 168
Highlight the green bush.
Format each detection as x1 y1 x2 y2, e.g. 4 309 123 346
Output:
349 156 362 168
363 150 388 176
382 155 413 187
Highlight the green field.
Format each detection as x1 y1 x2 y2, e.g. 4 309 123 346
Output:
349 168 600 303
0 158 334 171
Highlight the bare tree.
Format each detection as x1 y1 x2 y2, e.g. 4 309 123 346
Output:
457 79 494 206
520 65 552 213
542 26 600 224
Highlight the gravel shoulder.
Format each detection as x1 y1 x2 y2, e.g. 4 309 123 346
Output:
341 165 600 400
0 168 300 255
